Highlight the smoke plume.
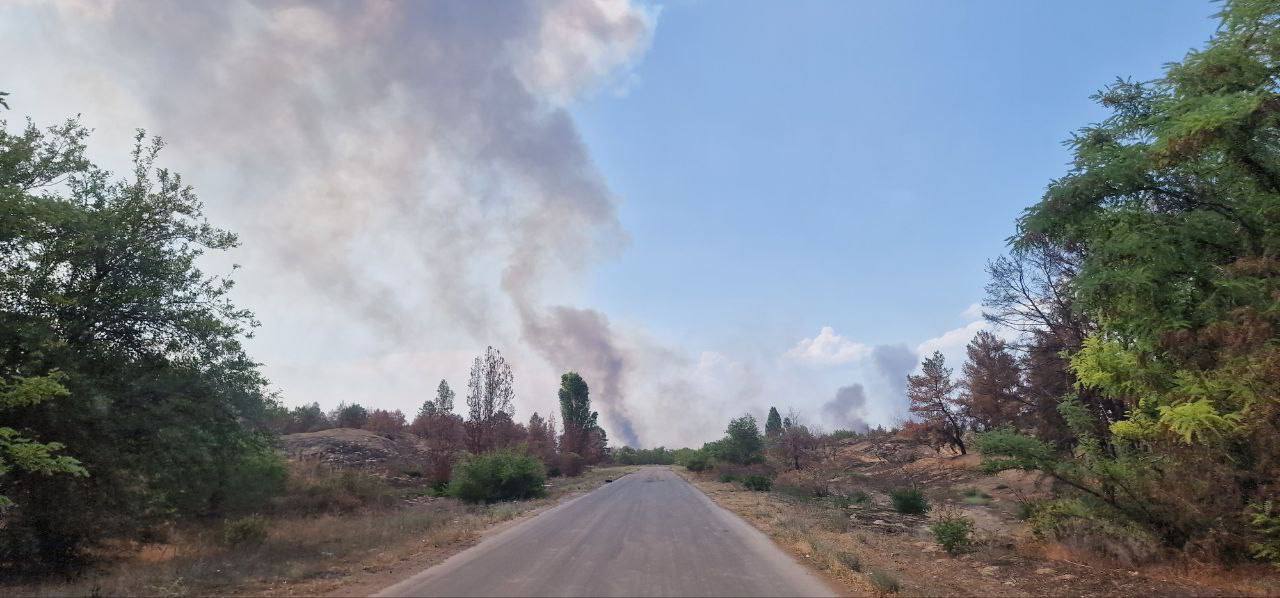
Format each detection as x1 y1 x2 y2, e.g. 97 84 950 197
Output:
821 383 871 432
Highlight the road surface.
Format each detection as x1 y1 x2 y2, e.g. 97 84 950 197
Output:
376 466 836 597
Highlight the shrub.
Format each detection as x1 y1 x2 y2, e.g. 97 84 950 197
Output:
836 551 861 572
276 463 395 514
822 510 851 532
719 472 738 483
773 470 828 499
449 450 547 504
1025 498 1160 565
222 515 269 546
930 510 975 554
741 475 772 491
831 490 870 509
889 488 929 514
681 450 711 472
868 568 900 593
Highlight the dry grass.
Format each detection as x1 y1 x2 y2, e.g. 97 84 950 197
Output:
5 465 637 597
677 468 1248 597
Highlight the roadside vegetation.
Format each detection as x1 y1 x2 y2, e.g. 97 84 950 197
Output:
0 98 617 585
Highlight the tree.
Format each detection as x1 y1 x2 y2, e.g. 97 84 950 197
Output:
0 120 280 565
332 403 369 429
465 346 515 452
765 406 783 438
363 409 406 434
907 352 967 454
982 1 1280 556
558 371 593 460
435 379 455 413
776 410 817 470
526 412 559 473
958 331 1027 431
714 414 764 465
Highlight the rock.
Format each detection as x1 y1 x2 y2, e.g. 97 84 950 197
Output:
1035 567 1055 575
979 566 999 576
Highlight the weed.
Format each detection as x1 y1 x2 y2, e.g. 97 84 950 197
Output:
821 510 852 532
962 488 992 505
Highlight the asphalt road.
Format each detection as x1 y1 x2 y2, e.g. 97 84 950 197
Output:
375 466 836 597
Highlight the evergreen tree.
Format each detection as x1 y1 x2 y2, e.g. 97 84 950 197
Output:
765 406 783 437
907 352 967 454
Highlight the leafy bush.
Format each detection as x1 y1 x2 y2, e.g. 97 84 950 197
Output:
741 475 772 491
222 515 269 546
868 568 900 593
679 450 711 472
889 488 929 514
448 450 547 504
718 472 738 483
560 452 585 477
930 510 975 554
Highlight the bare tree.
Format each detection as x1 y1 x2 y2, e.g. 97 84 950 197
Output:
465 346 515 452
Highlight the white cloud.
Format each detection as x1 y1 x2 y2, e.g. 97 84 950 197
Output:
786 326 872 366
961 302 984 321
916 320 986 361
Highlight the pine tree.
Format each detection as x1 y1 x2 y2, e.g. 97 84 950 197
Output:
765 406 783 437
907 351 967 454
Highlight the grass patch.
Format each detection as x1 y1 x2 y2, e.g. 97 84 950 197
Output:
961 487 992 505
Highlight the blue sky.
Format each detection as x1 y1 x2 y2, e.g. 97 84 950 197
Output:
576 0 1217 354
0 0 1222 446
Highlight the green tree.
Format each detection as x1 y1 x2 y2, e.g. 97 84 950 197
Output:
765 406 783 438
0 374 87 508
435 379 455 413
714 414 764 465
0 118 280 566
558 371 593 459
984 0 1280 556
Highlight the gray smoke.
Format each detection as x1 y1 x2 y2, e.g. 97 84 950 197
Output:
0 0 655 442
821 383 871 432
872 344 918 414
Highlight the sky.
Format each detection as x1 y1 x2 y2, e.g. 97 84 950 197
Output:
0 0 1219 447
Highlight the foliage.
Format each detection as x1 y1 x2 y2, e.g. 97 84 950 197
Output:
1249 501 1280 567
707 413 764 465
992 0 1280 560
274 463 394 515
0 118 279 567
741 474 772 491
448 450 547 504
558 371 607 468
718 472 737 483
959 331 1028 431
889 488 929 515
765 406 783 437
222 515 269 547
612 446 676 465
0 374 87 509
331 403 369 429
836 550 861 572
930 510 975 554
363 409 407 434
827 429 861 442
677 449 711 472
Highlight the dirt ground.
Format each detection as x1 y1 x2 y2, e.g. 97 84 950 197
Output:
679 456 1279 597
